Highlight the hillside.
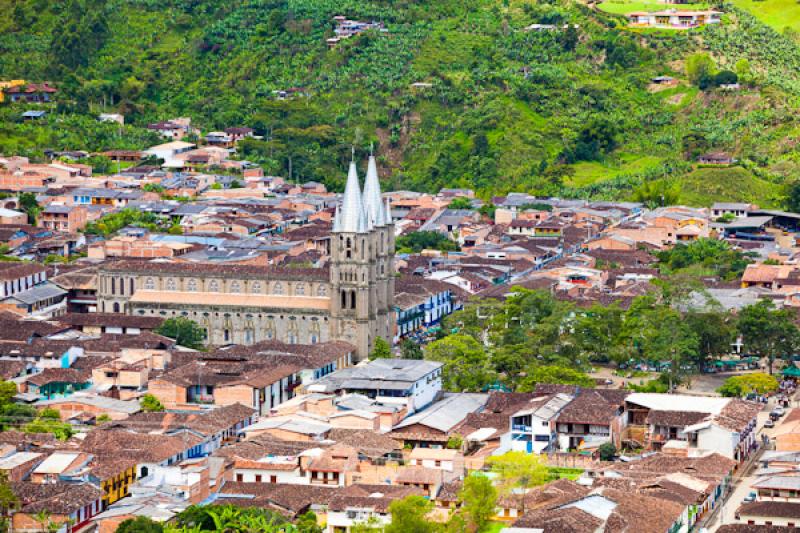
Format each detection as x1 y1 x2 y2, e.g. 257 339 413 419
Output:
1 0 800 206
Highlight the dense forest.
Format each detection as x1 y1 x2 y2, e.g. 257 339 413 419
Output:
2 0 800 205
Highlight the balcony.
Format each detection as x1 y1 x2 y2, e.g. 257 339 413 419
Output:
512 424 533 432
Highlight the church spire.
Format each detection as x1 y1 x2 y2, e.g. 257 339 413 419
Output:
363 147 387 227
334 152 369 234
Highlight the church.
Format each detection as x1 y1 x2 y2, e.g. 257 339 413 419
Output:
96 154 395 360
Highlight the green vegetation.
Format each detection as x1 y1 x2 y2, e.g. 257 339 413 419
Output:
718 372 779 397
0 0 799 204
369 337 392 359
656 238 755 280
431 281 742 392
155 317 207 350
396 231 459 254
729 0 800 33
85 208 174 236
737 300 800 374
139 393 165 413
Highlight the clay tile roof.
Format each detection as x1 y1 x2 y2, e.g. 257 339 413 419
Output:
101 259 329 282
328 484 423 513
738 500 800 519
27 367 89 387
219 482 336 516
646 410 709 428
12 482 101 514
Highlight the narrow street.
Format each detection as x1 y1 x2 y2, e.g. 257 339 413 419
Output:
706 400 792 531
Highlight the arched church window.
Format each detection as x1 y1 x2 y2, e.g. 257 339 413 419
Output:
144 277 155 290
317 285 327 297
252 281 262 293
230 281 242 293
209 279 220 292
187 278 198 292
166 278 177 291
295 283 305 296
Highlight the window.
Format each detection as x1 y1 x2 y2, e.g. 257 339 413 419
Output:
273 282 283 295
317 285 327 297
208 279 220 292
224 329 231 342
255 475 262 483
144 277 155 290
113 302 120 313
187 278 198 292
236 473 243 482
295 283 305 295
252 281 262 293
166 278 177 291
129 278 134 294
111 277 116 295
230 281 242 293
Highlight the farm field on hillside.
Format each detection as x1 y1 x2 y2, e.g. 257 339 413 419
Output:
730 0 800 32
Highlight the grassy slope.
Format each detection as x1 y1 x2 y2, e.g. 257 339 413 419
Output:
598 0 708 15
730 0 800 32
677 166 782 206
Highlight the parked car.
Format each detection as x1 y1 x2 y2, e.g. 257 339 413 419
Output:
770 412 781 422
743 492 757 503
764 419 775 429
773 407 786 417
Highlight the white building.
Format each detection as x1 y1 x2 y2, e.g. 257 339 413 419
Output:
627 9 722 29
144 141 196 168
624 393 760 462
504 393 573 453
307 359 443 414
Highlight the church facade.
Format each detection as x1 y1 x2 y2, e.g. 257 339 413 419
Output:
96 155 394 360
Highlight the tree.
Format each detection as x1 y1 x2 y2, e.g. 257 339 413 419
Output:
631 181 680 209
637 305 698 391
0 382 17 406
116 516 164 533
155 317 206 350
517 365 594 392
96 413 111 424
295 512 322 533
735 58 752 84
714 70 738 86
400 339 423 360
370 337 392 360
597 442 617 461
386 495 434 533
737 300 800 374
459 473 497 533
425 334 495 391
686 52 716 86
18 192 40 224
718 373 778 397
396 231 459 253
140 394 165 412
787 181 800 213
448 197 473 210
0 471 18 528
488 451 549 498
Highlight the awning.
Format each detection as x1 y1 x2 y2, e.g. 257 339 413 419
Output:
783 366 800 378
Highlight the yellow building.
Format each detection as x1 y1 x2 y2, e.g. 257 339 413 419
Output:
0 80 25 104
97 461 137 508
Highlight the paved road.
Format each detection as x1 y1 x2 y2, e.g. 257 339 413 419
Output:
708 403 792 532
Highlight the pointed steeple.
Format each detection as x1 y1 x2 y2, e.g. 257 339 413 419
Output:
363 146 387 227
334 152 369 234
